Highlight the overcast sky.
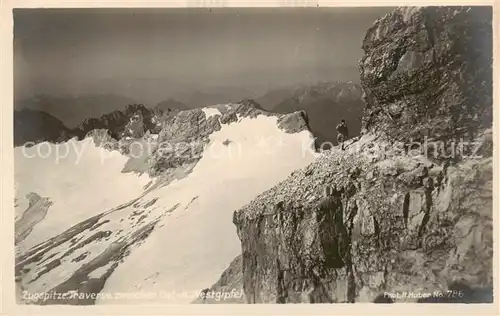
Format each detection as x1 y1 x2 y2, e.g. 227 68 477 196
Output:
14 7 394 103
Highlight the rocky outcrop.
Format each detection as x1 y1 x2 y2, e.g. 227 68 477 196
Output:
73 104 169 140
13 104 169 147
360 6 493 143
221 6 493 304
15 200 179 305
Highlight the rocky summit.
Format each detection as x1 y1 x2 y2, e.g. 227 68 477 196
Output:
202 6 493 304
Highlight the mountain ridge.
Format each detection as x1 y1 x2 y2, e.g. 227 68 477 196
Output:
14 101 318 304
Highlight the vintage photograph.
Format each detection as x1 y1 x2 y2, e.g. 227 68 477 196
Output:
13 6 493 305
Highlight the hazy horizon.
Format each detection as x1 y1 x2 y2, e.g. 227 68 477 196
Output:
14 7 394 105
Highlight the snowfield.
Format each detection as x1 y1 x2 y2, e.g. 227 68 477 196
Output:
14 112 317 304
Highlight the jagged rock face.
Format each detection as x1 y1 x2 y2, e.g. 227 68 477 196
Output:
233 137 493 303
360 6 493 142
74 104 167 140
14 109 74 146
122 110 146 138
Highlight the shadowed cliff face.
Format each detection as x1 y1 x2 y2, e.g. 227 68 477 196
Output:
221 6 493 304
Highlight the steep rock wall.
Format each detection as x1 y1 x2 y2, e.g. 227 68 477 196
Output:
234 139 492 303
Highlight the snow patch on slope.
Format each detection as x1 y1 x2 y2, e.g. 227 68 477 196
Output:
202 108 222 119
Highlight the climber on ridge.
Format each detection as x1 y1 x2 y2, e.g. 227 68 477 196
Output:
336 119 349 151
